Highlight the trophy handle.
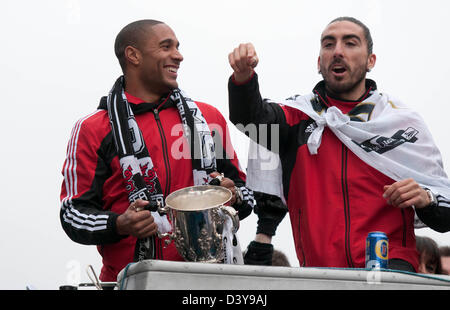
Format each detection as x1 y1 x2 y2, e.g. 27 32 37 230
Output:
156 205 174 247
157 205 170 214
219 205 240 234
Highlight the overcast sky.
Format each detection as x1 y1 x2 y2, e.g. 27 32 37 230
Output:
2 0 450 289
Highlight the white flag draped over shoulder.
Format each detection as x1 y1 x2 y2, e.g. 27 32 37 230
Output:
246 90 450 205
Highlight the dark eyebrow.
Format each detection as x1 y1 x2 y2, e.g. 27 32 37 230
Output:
321 34 362 44
159 38 180 48
342 34 362 43
321 35 336 43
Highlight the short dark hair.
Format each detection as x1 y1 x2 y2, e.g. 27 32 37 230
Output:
416 236 442 274
272 249 290 267
114 19 164 72
328 16 373 55
440 246 450 257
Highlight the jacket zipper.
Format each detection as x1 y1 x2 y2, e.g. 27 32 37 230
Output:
153 108 171 260
341 144 354 267
153 109 171 197
298 209 306 267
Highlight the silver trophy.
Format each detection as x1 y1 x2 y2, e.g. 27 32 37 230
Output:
158 185 239 263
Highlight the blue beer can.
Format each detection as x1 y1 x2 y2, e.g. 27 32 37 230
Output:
365 231 389 269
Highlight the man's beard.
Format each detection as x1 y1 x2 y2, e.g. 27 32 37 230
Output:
321 62 367 98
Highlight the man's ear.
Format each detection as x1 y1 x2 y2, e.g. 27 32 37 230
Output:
367 53 376 72
317 56 321 74
124 46 141 66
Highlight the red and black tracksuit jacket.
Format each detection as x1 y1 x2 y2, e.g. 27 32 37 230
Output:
229 73 450 271
60 92 252 282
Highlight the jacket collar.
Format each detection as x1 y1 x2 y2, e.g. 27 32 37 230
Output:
312 79 378 107
98 92 176 114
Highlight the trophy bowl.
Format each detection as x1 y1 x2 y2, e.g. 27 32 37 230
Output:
161 185 239 263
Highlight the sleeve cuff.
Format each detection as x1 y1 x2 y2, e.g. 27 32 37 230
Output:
230 70 256 86
108 212 129 241
243 241 274 266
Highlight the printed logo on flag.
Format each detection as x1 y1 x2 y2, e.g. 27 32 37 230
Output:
353 127 419 154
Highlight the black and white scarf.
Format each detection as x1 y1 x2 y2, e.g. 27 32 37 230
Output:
106 76 242 263
247 89 450 207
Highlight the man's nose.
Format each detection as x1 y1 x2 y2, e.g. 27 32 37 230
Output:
333 41 344 58
172 49 184 62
